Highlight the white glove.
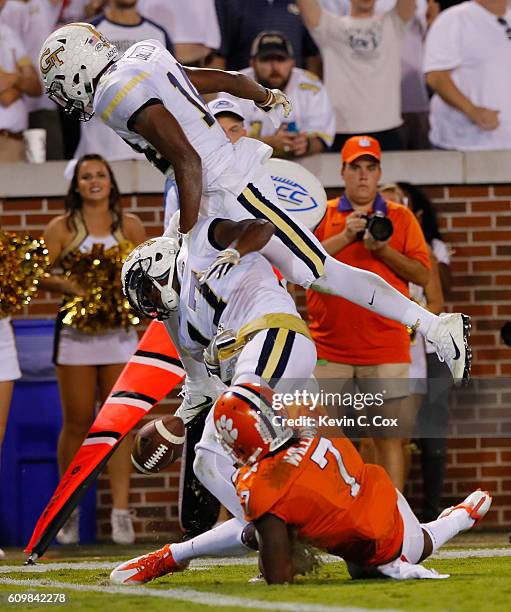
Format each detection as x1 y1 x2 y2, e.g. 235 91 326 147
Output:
256 88 292 119
197 248 241 284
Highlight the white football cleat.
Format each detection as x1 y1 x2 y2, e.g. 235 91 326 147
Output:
438 489 492 528
175 375 226 425
426 313 471 384
110 543 187 585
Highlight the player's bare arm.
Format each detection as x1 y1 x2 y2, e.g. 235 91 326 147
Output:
132 104 202 234
254 513 294 584
198 219 276 283
184 67 291 117
214 219 276 257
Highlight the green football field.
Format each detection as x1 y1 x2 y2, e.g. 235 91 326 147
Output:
1 534 510 611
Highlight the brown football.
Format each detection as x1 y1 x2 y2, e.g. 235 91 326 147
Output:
131 415 185 474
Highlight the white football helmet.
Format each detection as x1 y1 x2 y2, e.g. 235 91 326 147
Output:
122 237 180 320
39 23 118 121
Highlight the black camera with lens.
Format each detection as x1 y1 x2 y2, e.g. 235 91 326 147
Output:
357 211 394 242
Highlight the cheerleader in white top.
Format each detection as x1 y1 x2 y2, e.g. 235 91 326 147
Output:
40 154 146 545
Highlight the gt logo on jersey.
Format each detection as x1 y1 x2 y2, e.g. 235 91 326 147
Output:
40 46 65 75
128 44 157 61
272 176 319 213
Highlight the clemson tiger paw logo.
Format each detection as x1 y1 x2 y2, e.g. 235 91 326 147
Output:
216 414 238 446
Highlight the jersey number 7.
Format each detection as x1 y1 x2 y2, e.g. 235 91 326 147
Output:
311 437 361 497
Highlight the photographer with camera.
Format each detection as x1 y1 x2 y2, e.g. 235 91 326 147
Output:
306 135 431 490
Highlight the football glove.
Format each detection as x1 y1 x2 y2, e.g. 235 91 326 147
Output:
197 248 240 284
255 88 292 118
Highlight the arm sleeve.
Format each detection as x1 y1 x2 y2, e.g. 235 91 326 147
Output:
299 79 336 147
311 8 347 48
423 10 461 73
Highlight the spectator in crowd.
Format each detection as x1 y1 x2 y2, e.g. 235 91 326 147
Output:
306 135 431 490
0 0 41 162
297 0 416 151
138 0 221 66
222 31 335 157
396 181 453 521
318 0 439 149
215 0 321 75
72 0 172 162
40 154 146 544
3 0 66 159
424 0 511 150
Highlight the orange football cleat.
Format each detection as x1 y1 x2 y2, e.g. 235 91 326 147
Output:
110 543 188 584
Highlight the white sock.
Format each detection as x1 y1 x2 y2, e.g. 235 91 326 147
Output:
171 517 250 564
193 446 243 519
312 257 437 335
421 509 472 554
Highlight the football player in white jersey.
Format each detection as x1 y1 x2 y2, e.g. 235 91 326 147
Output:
39 22 471 386
117 216 319 583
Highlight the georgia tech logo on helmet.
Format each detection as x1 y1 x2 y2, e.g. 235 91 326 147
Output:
272 175 319 213
40 46 65 75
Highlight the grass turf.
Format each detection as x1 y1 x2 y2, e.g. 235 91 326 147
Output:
1 550 511 611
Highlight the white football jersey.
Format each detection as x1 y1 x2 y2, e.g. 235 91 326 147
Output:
176 217 298 359
223 67 335 148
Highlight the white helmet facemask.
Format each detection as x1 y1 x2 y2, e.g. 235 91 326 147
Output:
121 238 180 320
39 22 119 121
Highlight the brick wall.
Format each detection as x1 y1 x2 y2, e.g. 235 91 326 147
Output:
1 184 510 537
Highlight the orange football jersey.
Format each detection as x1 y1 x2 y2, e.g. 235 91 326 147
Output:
235 437 403 567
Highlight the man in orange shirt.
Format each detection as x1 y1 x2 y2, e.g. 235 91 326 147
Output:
307 135 431 490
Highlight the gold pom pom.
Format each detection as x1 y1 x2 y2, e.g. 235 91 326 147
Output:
59 240 139 333
0 230 49 317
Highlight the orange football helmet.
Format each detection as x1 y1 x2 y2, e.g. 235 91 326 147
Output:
213 383 293 465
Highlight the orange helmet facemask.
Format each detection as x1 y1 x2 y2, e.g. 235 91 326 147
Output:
213 383 293 465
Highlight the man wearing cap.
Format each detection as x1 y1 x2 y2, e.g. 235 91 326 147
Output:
221 31 335 158
306 135 431 491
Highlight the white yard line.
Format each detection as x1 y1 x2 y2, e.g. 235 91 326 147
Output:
0 577 399 612
0 547 510 575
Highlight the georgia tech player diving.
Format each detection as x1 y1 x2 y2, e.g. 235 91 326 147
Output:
39 23 471 384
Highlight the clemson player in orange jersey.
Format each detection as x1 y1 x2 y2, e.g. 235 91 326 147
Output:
111 383 492 586
216 384 492 583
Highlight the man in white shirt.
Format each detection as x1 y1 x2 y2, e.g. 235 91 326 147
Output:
424 0 511 150
297 0 416 151
223 31 335 157
73 0 172 161
0 0 42 162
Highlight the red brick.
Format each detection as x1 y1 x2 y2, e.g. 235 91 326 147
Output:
0 214 22 227
448 290 472 301
145 491 179 503
448 186 490 198
472 363 497 376
3 198 44 211
474 289 511 301
481 465 511 477
495 275 511 284
481 438 511 448
475 319 505 331
131 476 165 488
454 275 492 287
496 245 511 256
442 231 468 243
501 364 511 375
423 187 445 199
473 230 511 242
470 334 497 346
474 260 511 272
136 195 164 208
451 304 494 316
493 186 511 196
455 246 492 257
448 438 478 449
25 214 55 226
496 216 511 227
501 451 511 462
46 198 66 210
450 261 469 273
476 349 511 360
472 200 511 211
444 466 479 478
456 451 497 464
502 480 511 491
437 201 468 213
452 216 492 227
135 506 167 518
497 305 511 315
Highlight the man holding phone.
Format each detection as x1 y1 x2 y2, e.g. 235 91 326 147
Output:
221 31 335 158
